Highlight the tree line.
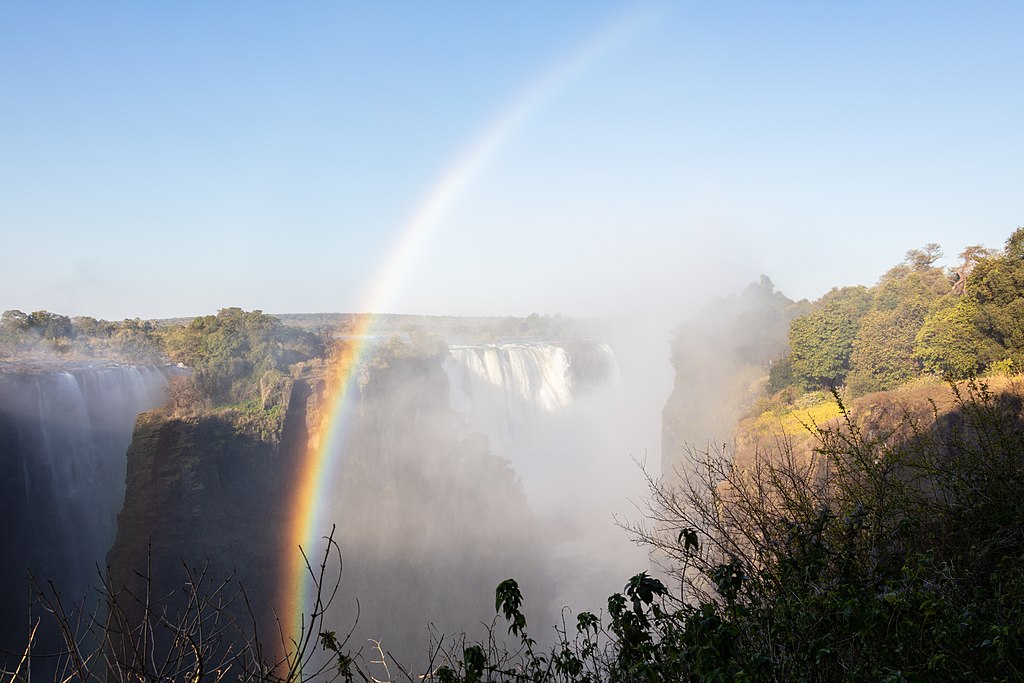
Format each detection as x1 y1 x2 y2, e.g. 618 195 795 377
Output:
1 307 327 414
770 227 1024 396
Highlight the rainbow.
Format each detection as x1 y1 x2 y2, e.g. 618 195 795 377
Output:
279 5 655 657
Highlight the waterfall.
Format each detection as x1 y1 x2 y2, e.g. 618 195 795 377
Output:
0 363 173 655
443 342 618 454
442 341 642 613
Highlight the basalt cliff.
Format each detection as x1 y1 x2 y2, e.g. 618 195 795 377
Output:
105 345 548 669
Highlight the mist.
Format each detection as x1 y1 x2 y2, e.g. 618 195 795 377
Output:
2 2 1022 677
280 319 679 668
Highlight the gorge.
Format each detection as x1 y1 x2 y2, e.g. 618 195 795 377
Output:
6 249 1022 680
0 331 648 675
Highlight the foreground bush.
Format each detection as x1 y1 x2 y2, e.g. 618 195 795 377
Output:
431 380 1024 681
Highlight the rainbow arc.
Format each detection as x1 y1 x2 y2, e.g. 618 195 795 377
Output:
279 5 654 648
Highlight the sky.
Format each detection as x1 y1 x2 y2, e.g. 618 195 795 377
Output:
1 2 1022 321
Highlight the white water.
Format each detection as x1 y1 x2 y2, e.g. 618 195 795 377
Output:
442 342 647 613
445 344 574 450
444 342 619 451
0 364 172 652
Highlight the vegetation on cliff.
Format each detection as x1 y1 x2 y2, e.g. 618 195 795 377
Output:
160 307 326 442
771 227 1024 397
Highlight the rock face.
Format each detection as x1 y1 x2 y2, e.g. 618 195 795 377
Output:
105 348 548 671
660 278 800 478
730 377 1024 488
441 340 640 615
105 373 317 653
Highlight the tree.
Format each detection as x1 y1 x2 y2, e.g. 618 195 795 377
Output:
874 266 948 310
161 308 322 406
0 309 75 354
953 229 1024 370
1 309 30 334
845 266 947 395
71 316 116 338
914 297 993 378
787 286 872 389
949 244 996 294
1003 225 1024 260
904 242 943 270
846 302 926 394
27 310 74 340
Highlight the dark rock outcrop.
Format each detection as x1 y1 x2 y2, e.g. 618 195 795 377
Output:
105 347 549 671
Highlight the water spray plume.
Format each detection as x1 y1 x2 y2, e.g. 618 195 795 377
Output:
279 4 657 646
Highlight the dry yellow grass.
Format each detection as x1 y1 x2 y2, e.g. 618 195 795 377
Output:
751 400 845 437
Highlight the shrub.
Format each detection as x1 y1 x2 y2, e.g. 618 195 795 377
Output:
433 380 1024 681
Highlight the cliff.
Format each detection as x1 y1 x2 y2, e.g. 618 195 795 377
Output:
106 370 320 647
105 345 548 670
329 345 549 667
731 376 1024 476
661 277 801 477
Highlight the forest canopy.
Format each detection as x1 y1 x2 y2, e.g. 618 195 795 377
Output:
770 227 1024 396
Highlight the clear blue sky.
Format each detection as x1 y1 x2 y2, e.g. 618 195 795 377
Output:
2 2 1021 320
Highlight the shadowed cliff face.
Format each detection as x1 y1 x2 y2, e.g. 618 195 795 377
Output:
105 376 315 649
105 347 549 672
441 340 646 615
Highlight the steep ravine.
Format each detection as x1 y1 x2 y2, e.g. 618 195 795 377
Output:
105 347 549 669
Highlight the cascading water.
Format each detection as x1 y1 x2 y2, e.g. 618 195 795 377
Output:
442 342 645 612
445 344 574 450
444 342 618 453
0 363 173 659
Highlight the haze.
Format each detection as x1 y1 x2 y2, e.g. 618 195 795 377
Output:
1 2 1022 320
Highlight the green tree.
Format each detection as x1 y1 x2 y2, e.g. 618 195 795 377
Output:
964 228 1024 368
950 244 996 294
72 316 116 338
162 308 322 406
904 242 943 270
1 309 30 334
163 308 278 403
28 310 74 340
110 318 164 361
915 297 993 378
873 264 948 310
845 266 948 395
0 310 30 356
788 286 872 389
846 301 927 394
